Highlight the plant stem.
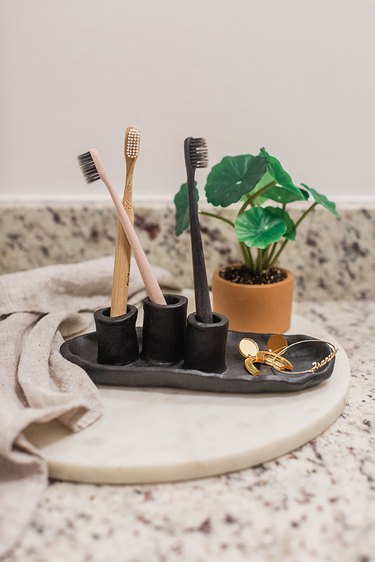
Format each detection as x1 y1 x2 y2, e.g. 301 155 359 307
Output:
238 197 252 216
248 181 277 205
263 241 278 269
240 242 254 270
197 207 261 273
261 247 268 268
294 202 318 228
255 249 264 273
237 181 277 216
198 210 234 228
248 247 254 270
269 202 318 267
240 242 250 267
235 181 277 273
198 209 253 269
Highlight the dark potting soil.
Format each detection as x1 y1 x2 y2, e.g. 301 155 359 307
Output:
219 265 287 285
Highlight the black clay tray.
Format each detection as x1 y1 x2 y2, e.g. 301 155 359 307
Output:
60 329 335 393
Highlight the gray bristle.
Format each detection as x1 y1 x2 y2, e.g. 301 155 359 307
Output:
189 137 208 169
77 152 100 183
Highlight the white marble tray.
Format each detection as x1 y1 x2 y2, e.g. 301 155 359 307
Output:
25 314 350 484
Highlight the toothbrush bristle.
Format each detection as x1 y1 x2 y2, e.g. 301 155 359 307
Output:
189 137 208 168
77 151 100 183
126 127 140 158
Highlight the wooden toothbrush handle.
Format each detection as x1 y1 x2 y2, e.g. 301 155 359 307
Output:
110 166 135 317
104 177 166 306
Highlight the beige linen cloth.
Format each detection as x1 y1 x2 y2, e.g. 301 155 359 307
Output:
0 256 180 558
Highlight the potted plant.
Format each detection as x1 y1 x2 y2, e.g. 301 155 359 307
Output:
174 147 338 333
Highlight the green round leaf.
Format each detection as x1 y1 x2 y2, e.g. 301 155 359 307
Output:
259 185 309 204
241 169 276 204
205 155 267 207
260 148 307 202
264 207 296 240
174 182 198 236
234 207 287 249
301 183 339 216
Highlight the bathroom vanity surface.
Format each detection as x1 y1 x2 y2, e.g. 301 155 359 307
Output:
7 300 374 562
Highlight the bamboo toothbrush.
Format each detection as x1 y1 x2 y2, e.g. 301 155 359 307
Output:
78 149 166 306
184 137 213 323
110 126 140 317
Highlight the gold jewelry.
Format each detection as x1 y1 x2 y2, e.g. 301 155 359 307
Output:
239 339 261 376
257 350 294 371
244 357 261 376
238 338 259 359
270 339 338 375
267 334 288 354
238 338 294 376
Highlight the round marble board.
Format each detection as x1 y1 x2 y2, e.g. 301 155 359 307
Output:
26 313 350 484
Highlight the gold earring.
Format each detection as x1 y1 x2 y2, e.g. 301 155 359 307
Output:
238 339 261 376
267 334 288 354
244 357 261 376
238 338 259 359
238 338 293 376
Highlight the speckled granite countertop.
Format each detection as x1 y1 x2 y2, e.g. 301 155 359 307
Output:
4 300 374 562
1 203 374 300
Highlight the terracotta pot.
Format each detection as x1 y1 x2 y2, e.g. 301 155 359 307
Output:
212 266 294 333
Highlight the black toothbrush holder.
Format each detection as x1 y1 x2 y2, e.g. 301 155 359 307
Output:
94 305 139 365
141 294 188 365
184 312 229 373
63 294 336 393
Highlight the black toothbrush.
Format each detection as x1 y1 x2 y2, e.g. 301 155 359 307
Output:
184 137 213 323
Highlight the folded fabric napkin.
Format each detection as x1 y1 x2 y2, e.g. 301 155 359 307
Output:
0 257 181 558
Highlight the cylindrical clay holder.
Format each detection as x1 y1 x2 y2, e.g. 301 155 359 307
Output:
141 294 188 365
94 305 139 365
184 312 229 373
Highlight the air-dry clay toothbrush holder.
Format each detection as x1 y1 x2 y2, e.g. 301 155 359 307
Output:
94 305 139 365
141 294 187 365
61 293 336 393
184 312 229 373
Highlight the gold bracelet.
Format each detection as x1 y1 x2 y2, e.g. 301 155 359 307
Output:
271 339 339 375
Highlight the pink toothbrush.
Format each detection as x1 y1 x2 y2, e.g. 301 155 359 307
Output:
78 149 166 306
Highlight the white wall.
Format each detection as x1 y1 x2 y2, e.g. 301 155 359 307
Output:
1 0 374 203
